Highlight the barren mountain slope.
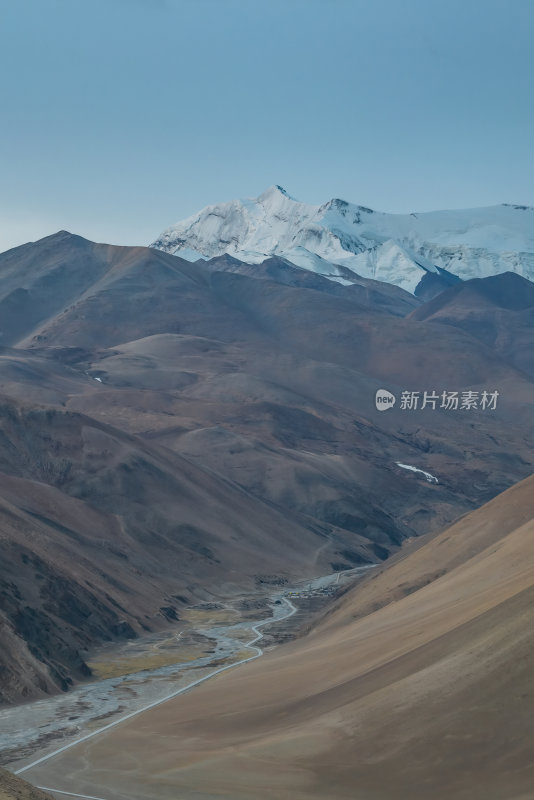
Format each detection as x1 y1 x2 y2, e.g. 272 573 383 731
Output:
0 395 345 704
410 271 534 377
0 769 53 800
30 473 534 800
2 232 534 707
202 254 421 316
3 234 531 543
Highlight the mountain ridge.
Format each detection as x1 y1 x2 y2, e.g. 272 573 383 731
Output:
151 186 534 295
1 230 534 704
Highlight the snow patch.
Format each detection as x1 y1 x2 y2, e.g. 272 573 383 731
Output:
395 462 439 484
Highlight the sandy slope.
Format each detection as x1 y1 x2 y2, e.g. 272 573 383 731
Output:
0 769 53 800
23 473 534 799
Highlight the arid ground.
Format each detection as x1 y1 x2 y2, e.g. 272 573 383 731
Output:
17 473 534 800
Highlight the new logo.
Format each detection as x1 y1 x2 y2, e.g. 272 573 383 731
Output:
375 389 396 411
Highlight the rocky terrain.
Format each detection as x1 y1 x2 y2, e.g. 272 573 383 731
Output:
1 229 533 704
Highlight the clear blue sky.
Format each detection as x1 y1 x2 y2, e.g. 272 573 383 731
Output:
1 0 533 251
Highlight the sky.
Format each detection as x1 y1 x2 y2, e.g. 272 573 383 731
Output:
1 0 533 252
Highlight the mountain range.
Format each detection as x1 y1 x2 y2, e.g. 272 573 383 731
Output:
152 186 534 295
0 199 533 710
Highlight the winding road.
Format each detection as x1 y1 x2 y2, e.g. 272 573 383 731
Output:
15 596 297 800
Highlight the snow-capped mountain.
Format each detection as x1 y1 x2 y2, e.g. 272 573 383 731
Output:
151 186 534 294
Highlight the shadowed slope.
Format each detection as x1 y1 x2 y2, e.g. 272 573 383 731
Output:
0 395 344 704
410 272 534 377
204 254 421 316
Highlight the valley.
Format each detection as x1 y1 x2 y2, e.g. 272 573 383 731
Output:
3 567 370 790
14 475 534 800
3 1 534 796
1 206 533 799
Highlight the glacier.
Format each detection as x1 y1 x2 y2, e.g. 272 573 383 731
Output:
150 186 534 295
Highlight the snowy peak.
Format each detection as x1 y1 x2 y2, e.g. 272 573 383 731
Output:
151 189 534 294
258 185 296 202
